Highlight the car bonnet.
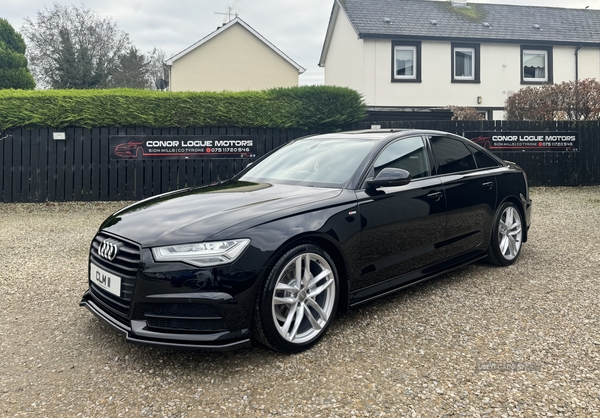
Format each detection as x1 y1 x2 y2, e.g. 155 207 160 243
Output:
99 181 342 247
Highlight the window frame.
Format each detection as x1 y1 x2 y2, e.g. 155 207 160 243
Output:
451 43 480 83
465 143 502 169
521 45 553 84
372 136 431 180
391 41 421 83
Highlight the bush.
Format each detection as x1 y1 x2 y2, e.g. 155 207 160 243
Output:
0 86 366 130
505 79 600 121
447 106 486 121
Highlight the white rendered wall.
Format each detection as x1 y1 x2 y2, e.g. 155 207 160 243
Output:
323 12 600 112
322 8 364 94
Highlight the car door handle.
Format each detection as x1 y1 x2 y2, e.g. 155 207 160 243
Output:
482 181 494 189
427 191 443 201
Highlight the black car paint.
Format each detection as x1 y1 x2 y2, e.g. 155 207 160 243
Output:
81 130 532 350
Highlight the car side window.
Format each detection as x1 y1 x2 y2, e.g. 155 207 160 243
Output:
373 136 430 179
430 136 477 174
466 143 502 169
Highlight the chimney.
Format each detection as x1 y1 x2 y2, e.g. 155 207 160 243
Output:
450 0 468 7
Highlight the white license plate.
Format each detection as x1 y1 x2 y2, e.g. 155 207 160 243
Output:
90 263 121 297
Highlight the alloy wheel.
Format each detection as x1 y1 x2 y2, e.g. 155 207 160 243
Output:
498 205 522 261
271 252 336 344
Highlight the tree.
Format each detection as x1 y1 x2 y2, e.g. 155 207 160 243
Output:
110 47 149 88
146 47 168 90
505 79 600 121
109 47 168 89
20 3 130 89
0 18 35 89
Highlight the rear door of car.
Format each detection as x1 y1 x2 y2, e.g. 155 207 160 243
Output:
428 135 498 259
353 136 446 298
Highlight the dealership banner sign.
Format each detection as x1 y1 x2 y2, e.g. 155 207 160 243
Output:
464 131 579 152
110 135 258 159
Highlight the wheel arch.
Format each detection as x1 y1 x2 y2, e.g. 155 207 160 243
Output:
250 233 348 352
260 232 351 316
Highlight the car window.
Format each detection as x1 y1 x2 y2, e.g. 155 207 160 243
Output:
430 136 477 174
373 136 430 179
466 143 502 169
241 138 377 187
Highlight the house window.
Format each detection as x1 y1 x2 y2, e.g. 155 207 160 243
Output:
392 41 421 82
396 47 415 77
521 46 553 84
451 43 480 83
455 48 474 78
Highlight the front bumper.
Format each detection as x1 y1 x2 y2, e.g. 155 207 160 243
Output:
81 231 264 350
80 290 252 350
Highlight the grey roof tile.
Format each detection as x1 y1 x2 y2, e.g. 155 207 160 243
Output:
340 0 600 45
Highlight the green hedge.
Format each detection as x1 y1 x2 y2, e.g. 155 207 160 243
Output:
0 86 366 130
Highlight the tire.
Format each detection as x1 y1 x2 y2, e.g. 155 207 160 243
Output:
253 244 339 353
486 201 524 266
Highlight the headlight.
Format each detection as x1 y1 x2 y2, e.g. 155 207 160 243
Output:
151 239 251 267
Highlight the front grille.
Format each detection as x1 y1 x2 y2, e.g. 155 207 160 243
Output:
146 318 227 332
89 232 141 318
145 303 228 333
149 303 221 318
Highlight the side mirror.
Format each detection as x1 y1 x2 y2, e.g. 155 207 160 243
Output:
366 168 412 188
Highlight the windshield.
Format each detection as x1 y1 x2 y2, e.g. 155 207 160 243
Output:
240 137 378 187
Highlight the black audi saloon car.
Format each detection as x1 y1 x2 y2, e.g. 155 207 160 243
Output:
81 129 531 353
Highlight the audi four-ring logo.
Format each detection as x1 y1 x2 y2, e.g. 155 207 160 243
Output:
99 239 119 261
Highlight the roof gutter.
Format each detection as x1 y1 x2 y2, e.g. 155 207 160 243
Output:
356 33 600 48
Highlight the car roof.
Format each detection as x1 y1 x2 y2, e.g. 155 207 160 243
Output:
303 129 461 142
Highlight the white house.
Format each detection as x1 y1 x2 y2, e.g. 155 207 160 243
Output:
166 17 305 92
319 0 600 119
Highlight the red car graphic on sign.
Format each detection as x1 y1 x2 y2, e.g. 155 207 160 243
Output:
468 135 492 149
115 141 144 158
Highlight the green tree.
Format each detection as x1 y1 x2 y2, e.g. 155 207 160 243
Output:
111 47 149 89
52 28 76 88
52 29 108 89
0 18 35 89
20 3 130 89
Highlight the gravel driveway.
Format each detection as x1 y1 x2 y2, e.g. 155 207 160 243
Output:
1 186 599 417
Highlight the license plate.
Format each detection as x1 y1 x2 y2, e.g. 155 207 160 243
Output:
90 263 121 297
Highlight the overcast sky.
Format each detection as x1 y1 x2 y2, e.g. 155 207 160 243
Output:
3 0 599 85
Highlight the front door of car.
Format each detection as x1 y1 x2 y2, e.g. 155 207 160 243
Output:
429 135 497 258
353 136 447 297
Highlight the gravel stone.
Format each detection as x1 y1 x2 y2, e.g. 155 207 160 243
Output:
1 187 599 417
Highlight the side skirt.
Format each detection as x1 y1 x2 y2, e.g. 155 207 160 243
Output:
349 250 487 308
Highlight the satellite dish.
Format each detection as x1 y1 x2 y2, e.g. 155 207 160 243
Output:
155 78 169 90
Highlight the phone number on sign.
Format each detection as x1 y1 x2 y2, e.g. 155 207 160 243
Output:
206 148 251 153
168 148 253 153
541 142 575 147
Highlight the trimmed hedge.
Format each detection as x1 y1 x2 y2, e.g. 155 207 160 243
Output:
0 86 366 130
